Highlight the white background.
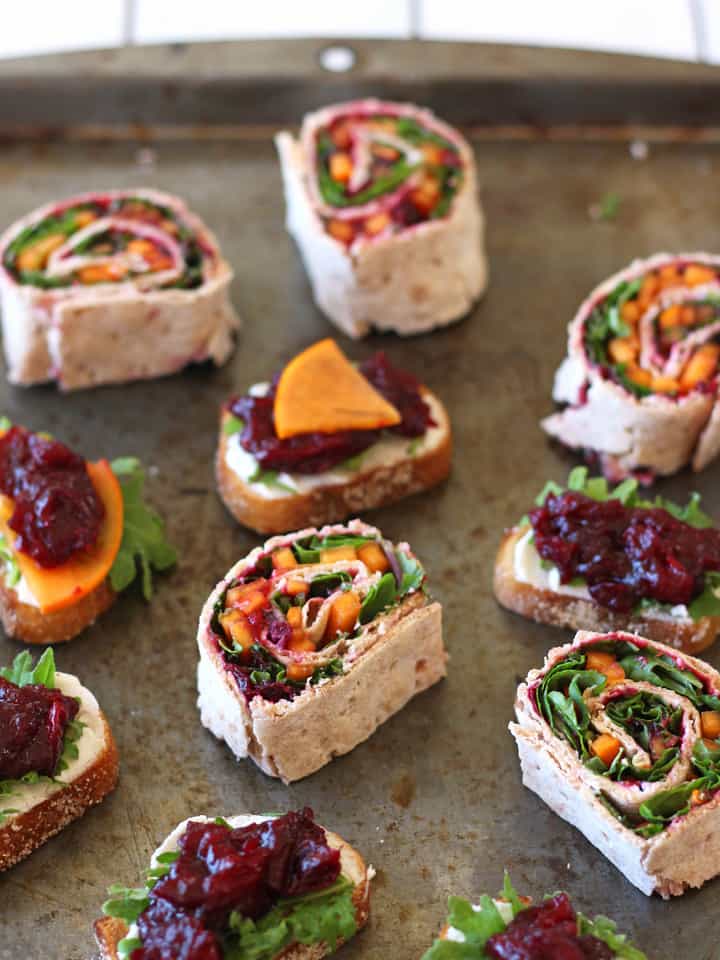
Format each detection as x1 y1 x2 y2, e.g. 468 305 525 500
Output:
2 0 720 62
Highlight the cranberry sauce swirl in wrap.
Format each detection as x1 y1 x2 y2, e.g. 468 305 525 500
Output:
0 189 239 390
512 630 720 897
275 99 487 337
543 254 720 481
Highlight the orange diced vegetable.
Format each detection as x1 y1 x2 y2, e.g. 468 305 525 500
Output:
586 651 616 671
608 337 639 365
659 264 682 288
659 305 682 330
409 174 441 214
226 579 269 606
701 711 720 740
329 152 353 183
77 263 127 284
691 788 711 807
703 737 720 751
603 662 626 686
273 339 401 439
651 375 680 394
684 264 716 286
357 542 390 573
591 734 622 767
287 660 315 681
364 212 391 236
637 274 659 310
219 609 254 651
285 578 307 597
234 591 267 616
74 210 96 228
625 364 653 389
331 122 352 149
17 233 66 272
327 219 355 244
680 306 697 326
272 547 297 572
286 606 303 629
325 590 361 640
127 238 156 258
421 143 445 166
319 545 358 564
371 144 400 161
0 459 124 615
620 301 640 325
680 344 720 391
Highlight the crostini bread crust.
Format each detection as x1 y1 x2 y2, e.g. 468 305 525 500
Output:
215 393 452 535
0 711 118 871
198 594 446 783
0 576 116 645
512 630 720 898
93 824 371 960
494 527 720 655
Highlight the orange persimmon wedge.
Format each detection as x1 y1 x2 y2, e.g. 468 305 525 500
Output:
0 459 124 614
273 339 401 439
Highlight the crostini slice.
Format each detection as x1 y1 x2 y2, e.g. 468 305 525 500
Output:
94 808 372 960
512 629 720 897
495 466 720 654
0 648 118 870
197 519 447 782
422 873 646 958
0 423 176 643
217 339 451 535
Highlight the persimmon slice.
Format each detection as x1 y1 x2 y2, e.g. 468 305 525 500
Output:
273 339 401 439
0 459 124 614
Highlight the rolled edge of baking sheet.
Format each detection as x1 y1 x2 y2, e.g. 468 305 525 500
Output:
0 188 241 390
511 628 720 898
275 98 487 338
542 252 720 481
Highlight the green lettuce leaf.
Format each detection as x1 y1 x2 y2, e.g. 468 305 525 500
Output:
223 414 245 436
291 534 373 564
358 571 397 624
248 467 296 494
397 549 425 596
577 914 647 960
109 458 177 599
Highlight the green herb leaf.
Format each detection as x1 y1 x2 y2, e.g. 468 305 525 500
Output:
577 914 647 960
248 467 296 494
598 192 621 221
396 549 425 596
358 571 397 624
109 458 177 599
224 415 245 436
0 648 56 688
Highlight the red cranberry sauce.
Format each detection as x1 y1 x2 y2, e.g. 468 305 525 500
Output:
0 676 79 780
529 490 720 613
0 427 104 568
227 351 434 474
485 894 613 960
133 809 341 960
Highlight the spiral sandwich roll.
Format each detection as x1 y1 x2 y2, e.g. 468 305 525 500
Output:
276 99 487 337
512 629 720 897
0 189 239 389
543 253 720 480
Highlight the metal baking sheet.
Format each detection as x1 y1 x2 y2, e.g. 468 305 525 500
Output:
0 39 719 960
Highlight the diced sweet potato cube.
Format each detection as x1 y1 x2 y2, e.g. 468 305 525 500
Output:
234 591 267 615
659 305 682 330
659 264 682 288
585 651 616 671
421 143 444 166
603 662 626 686
74 210 96 227
219 609 254 651
372 144 400 161
329 152 353 183
17 233 66 272
364 212 390 236
325 590 361 640
625 364 652 389
691 788 711 806
620 301 640 325
319 545 358 563
680 306 697 326
327 219 355 244
285 579 307 597
680 344 720 391
272 548 297 572
591 734 622 766
409 175 441 214
638 273 660 309
331 122 352 149
226 579 269 607
286 606 303 629
608 337 639 365
357 542 390 573
684 264 716 286
701 711 720 739
651 375 680 394
287 660 315 681
77 263 128 284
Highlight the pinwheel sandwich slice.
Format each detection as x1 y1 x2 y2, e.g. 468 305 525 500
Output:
217 338 451 535
495 467 720 654
95 807 372 960
422 873 646 959
0 420 176 644
543 252 720 481
511 629 720 897
276 98 487 337
0 189 240 390
197 519 446 782
0 649 118 870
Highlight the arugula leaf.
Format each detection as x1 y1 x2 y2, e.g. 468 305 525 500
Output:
422 894 507 959
311 659 344 684
248 467 296 494
109 458 177 599
0 648 56 687
224 414 245 436
359 571 397 624
688 571 720 620
340 452 366 472
501 872 524 918
577 914 647 960
406 437 424 456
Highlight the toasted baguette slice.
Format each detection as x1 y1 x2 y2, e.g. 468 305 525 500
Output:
0 671 119 870
216 388 451 535
94 814 372 960
494 526 720 655
0 576 116 645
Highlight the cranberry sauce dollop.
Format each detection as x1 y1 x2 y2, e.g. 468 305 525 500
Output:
0 427 104 568
133 808 341 960
0 676 79 779
485 894 613 960
228 351 434 474
530 491 720 613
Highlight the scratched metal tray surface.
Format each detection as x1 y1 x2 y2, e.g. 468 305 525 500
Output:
1 38 720 960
